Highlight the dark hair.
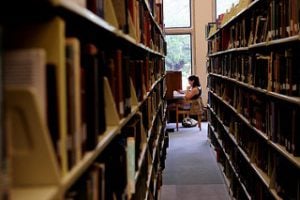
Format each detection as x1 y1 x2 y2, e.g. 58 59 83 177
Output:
188 75 201 87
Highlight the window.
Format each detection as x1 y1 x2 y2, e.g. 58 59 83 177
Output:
164 0 193 89
163 0 191 28
165 34 192 89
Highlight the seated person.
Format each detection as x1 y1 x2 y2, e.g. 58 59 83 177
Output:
177 75 202 128
178 75 202 100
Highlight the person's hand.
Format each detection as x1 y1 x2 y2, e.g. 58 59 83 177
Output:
186 86 191 90
178 90 186 94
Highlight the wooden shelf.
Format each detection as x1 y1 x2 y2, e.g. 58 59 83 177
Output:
2 0 166 198
210 106 287 200
11 186 58 200
146 163 154 192
267 35 300 46
148 75 166 96
56 0 117 32
208 47 248 57
209 73 300 106
56 0 165 57
270 189 284 200
267 92 300 105
151 127 162 165
251 163 270 187
207 0 262 40
210 91 300 170
248 41 267 49
209 124 251 200
135 143 148 182
61 126 118 191
217 163 235 199
209 90 269 141
208 106 252 164
269 141 300 168
147 101 163 143
207 0 300 198
209 73 268 95
143 0 164 36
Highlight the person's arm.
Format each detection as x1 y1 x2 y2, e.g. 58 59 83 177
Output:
184 87 199 100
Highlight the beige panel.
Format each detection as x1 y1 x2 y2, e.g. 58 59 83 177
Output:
5 87 60 186
194 0 213 106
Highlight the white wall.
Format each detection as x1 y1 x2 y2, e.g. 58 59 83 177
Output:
193 0 213 106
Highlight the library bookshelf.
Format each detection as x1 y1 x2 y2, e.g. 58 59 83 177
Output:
0 0 168 199
206 0 300 199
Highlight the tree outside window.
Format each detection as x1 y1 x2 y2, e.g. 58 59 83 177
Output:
165 34 191 89
164 0 192 89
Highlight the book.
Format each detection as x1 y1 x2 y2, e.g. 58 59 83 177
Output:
0 26 9 200
46 64 62 167
103 0 119 27
126 137 135 198
113 49 124 118
105 136 127 199
93 163 106 200
111 0 129 33
123 56 131 117
97 51 107 134
65 38 82 168
87 0 104 17
81 44 100 150
291 108 300 156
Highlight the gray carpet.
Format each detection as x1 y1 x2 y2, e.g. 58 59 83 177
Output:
160 123 231 200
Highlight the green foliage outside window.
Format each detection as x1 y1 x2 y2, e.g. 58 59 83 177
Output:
165 34 192 88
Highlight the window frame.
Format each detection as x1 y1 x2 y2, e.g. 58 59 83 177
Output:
164 0 195 76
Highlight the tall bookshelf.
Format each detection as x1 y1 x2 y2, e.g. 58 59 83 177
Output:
0 0 168 199
207 0 300 199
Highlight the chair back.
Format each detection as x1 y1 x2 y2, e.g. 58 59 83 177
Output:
187 97 203 115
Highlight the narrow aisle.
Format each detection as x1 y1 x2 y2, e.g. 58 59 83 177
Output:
160 122 231 200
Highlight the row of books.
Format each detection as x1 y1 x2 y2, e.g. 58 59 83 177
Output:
3 36 165 175
208 124 252 200
209 97 300 199
268 0 300 40
65 133 136 200
208 49 300 97
208 53 251 83
208 77 267 132
139 82 165 133
3 42 103 175
208 77 300 156
208 109 300 200
208 0 300 53
266 101 300 156
85 0 165 54
65 109 167 199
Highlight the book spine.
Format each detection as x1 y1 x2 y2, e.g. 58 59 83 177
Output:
114 49 124 118
0 26 9 200
82 44 99 150
98 51 106 134
126 137 135 198
123 56 131 117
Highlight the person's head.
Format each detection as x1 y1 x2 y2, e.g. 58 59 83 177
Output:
188 75 201 88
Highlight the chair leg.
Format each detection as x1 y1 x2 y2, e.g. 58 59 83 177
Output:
198 114 201 131
176 110 179 131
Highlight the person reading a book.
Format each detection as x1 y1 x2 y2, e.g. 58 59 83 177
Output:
178 75 202 100
176 75 203 128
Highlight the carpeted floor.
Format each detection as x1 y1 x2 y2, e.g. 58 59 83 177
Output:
160 122 231 200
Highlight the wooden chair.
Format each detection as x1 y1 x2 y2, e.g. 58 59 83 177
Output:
175 97 203 131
